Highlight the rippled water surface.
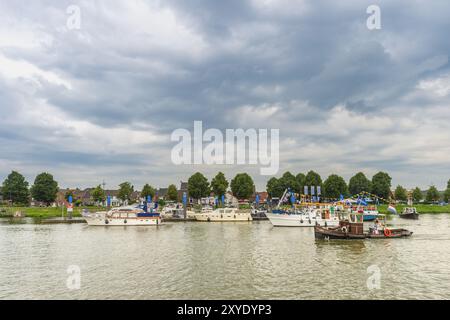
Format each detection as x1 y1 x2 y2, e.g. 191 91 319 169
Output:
1 215 449 299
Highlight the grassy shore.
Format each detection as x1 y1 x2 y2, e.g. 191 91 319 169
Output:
0 206 103 218
378 204 450 214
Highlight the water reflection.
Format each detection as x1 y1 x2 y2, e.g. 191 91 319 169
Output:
0 214 449 299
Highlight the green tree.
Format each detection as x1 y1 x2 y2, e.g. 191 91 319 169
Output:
230 173 255 200
394 185 407 202
30 172 58 205
412 187 423 203
348 172 371 196
323 174 348 199
118 182 134 202
279 171 298 192
211 172 229 198
141 184 156 199
443 188 450 203
2 171 30 205
187 172 210 200
371 172 392 200
296 173 306 194
266 177 284 198
91 185 106 203
447 179 450 190
426 185 440 203
167 184 178 201
304 170 322 194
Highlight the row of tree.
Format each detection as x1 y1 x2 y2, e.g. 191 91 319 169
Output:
266 171 450 203
1 171 58 205
0 171 182 206
266 171 393 200
187 172 255 200
2 170 450 205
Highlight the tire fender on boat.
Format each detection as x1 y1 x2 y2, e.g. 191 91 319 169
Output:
105 219 109 225
342 226 348 233
384 228 392 237
124 220 127 224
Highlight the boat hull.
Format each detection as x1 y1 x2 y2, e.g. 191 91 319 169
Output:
399 213 419 220
266 212 339 227
363 214 378 221
314 226 413 240
84 216 162 226
194 213 252 222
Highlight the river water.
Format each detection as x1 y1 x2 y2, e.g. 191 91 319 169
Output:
0 214 449 299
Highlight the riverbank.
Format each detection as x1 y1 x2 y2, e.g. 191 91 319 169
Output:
1 203 449 218
378 204 450 214
0 206 93 218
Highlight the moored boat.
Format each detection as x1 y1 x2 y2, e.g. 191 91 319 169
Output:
267 208 340 227
347 205 379 221
251 207 268 220
82 204 162 226
194 207 252 222
161 203 185 219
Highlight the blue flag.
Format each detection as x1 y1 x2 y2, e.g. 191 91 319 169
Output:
255 194 260 205
340 194 344 201
221 194 225 204
290 194 295 205
68 195 73 204
147 195 152 203
107 195 111 206
182 192 187 206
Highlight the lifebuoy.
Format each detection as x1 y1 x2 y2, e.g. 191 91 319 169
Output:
384 228 392 237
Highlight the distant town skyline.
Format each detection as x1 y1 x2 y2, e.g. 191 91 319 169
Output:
1 1 450 191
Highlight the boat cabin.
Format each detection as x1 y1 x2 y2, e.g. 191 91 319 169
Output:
339 213 364 235
402 207 417 214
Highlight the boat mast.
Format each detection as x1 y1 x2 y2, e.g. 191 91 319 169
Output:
277 189 289 209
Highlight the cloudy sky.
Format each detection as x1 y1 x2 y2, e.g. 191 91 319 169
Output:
1 0 449 191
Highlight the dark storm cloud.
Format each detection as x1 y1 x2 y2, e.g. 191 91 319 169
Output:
0 0 450 189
